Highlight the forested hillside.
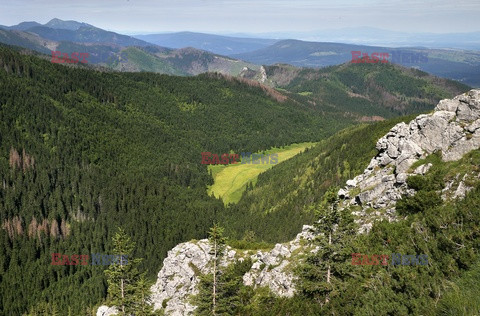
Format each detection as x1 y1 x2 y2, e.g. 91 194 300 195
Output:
249 63 470 119
0 44 335 314
0 43 471 314
220 116 418 242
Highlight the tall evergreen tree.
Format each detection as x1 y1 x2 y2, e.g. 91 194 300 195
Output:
298 187 356 306
104 227 143 315
209 224 226 315
194 223 227 315
194 257 253 316
131 273 155 316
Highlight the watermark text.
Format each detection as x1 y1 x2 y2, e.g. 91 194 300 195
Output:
51 51 89 64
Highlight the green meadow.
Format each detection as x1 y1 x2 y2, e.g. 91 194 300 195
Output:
207 142 316 205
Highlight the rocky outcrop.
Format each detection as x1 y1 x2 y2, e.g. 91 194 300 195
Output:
338 89 480 232
149 225 314 315
96 306 118 316
242 226 316 297
150 239 218 316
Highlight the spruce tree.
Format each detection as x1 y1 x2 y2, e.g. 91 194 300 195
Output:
194 223 227 315
209 224 226 315
298 187 356 306
104 227 150 315
131 273 155 316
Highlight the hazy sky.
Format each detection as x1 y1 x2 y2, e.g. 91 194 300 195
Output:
2 0 479 35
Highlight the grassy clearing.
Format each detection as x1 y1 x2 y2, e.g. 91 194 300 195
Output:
207 142 315 205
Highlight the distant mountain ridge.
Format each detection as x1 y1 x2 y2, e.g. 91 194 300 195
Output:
1 19 479 87
1 18 149 47
0 19 259 76
231 27 480 50
2 21 42 31
233 39 480 87
135 31 279 55
3 18 93 31
44 18 93 31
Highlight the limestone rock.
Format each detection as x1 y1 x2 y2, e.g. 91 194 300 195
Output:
413 163 432 175
338 188 348 198
96 306 118 316
149 239 220 315
346 179 357 188
454 180 469 199
146 225 314 315
338 89 480 232
396 173 408 184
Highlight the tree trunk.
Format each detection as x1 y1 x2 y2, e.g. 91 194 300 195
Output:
326 232 332 304
121 278 125 315
212 239 217 315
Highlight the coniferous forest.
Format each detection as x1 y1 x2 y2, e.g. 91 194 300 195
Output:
0 43 476 315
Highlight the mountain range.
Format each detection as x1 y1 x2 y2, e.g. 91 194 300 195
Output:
0 19 479 87
134 31 279 56
233 39 480 87
0 19 258 76
228 27 480 50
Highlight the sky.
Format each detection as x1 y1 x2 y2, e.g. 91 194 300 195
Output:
1 0 480 36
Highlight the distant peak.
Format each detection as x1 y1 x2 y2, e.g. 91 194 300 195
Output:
44 18 92 31
47 18 62 23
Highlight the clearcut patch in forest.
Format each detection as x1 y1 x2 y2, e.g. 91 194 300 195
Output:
207 142 315 205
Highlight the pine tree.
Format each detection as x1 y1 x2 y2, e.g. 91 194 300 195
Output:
195 273 216 315
104 227 142 315
194 258 253 316
298 187 356 306
132 273 155 316
194 223 227 315
209 224 226 315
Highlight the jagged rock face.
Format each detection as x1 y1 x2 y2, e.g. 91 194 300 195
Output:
148 225 314 315
339 89 480 232
242 226 316 297
150 240 217 316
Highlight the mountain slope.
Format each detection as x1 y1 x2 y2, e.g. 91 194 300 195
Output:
234 39 480 87
0 29 53 53
135 31 279 55
136 89 480 315
243 62 470 120
220 116 419 241
218 73 469 242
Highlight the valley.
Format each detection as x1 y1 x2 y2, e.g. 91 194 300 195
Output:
0 9 479 316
